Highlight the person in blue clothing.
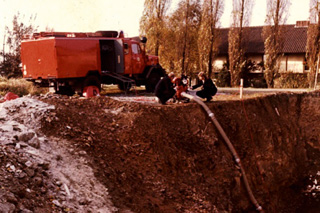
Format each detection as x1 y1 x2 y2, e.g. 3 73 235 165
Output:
191 72 217 102
154 72 176 105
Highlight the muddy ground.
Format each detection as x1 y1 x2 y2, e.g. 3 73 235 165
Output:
1 91 320 212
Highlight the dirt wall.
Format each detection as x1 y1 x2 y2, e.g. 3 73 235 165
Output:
41 92 320 212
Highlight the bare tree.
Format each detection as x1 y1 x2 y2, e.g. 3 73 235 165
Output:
159 0 201 76
307 0 320 88
181 0 190 74
198 0 224 78
140 0 171 56
228 0 253 87
263 0 290 88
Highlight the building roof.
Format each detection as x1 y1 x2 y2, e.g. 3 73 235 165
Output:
218 24 308 55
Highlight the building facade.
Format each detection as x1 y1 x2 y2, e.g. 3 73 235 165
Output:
214 21 309 73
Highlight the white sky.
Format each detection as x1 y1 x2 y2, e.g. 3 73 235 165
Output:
0 0 311 51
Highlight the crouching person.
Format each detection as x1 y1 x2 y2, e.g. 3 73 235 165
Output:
191 72 217 102
173 74 189 103
154 72 176 105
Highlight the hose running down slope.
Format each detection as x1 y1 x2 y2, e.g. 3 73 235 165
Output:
181 92 263 212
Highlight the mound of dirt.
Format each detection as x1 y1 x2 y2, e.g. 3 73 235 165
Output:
2 92 320 212
39 92 320 212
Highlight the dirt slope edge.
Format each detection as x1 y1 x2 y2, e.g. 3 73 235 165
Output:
40 92 320 212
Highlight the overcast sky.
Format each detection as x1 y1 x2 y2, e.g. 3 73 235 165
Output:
0 0 310 50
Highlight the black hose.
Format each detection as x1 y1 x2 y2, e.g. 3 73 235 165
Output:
181 92 263 212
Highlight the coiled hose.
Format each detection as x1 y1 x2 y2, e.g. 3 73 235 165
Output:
181 92 263 212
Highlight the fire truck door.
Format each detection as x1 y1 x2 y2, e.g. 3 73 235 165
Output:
131 43 143 74
100 40 124 73
114 39 124 73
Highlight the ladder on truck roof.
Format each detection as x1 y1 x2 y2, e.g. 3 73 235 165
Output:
102 71 136 93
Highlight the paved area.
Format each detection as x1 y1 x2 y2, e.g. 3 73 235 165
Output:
217 87 311 94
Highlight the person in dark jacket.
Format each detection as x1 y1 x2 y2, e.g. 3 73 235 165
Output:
154 72 176 105
191 72 217 102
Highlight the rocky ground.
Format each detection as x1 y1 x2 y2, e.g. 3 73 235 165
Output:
1 91 320 212
0 96 116 212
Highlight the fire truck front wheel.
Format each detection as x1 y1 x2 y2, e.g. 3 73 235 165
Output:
83 75 101 92
146 72 161 92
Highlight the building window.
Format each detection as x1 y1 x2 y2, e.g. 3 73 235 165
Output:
304 57 309 71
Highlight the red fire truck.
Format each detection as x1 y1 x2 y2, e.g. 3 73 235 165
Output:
20 30 165 95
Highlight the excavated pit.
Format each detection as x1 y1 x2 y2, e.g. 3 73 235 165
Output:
39 92 320 212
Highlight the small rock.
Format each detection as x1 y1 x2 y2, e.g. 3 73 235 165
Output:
5 192 18 205
33 177 43 187
9 165 16 173
40 187 47 194
79 150 87 156
0 202 16 213
56 155 63 161
28 137 40 149
17 142 28 148
24 168 35 177
38 162 50 170
79 198 90 205
52 199 62 207
17 157 28 164
12 125 21 132
55 181 62 187
18 172 27 179
19 209 33 213
25 161 33 168
3 141 16 146
18 132 35 142
24 189 34 199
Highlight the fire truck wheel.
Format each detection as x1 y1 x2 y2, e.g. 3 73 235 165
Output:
146 72 161 92
83 75 101 91
54 84 75 96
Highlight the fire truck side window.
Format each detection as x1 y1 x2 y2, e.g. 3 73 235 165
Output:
124 43 129 54
137 45 141 53
132 44 141 54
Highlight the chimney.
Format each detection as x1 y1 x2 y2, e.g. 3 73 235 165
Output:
295 20 310 28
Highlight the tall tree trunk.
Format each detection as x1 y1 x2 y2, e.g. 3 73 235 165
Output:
208 0 214 78
181 0 189 73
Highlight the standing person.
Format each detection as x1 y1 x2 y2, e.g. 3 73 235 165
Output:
191 72 217 102
154 72 176 105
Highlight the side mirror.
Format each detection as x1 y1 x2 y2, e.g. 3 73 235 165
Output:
141 37 147 44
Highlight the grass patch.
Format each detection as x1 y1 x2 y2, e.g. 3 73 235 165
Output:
0 77 48 97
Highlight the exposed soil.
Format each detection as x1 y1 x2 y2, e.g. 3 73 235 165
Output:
2 91 320 212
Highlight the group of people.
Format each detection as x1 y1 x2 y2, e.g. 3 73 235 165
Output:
154 71 217 105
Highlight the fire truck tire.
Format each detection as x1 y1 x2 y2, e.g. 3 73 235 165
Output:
146 72 161 92
83 75 101 91
54 83 75 96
